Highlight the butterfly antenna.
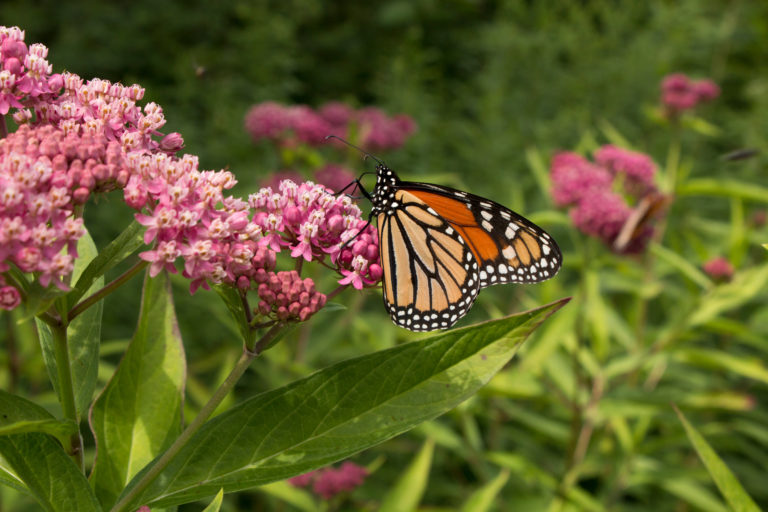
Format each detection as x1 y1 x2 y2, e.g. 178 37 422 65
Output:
325 135 385 166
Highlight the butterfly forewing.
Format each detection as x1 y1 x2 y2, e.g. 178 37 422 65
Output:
403 183 562 288
377 190 480 332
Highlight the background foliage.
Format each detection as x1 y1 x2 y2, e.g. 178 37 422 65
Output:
3 0 768 510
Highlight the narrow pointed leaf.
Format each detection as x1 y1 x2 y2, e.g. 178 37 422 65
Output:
89 271 186 509
461 469 510 512
0 434 101 511
379 439 434 512
37 232 103 419
201 489 224 512
258 481 316 511
118 298 569 509
674 406 761 512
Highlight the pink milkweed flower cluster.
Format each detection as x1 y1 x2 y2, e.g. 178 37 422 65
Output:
248 179 381 289
245 101 416 151
661 73 720 117
551 145 663 253
289 461 368 500
703 256 734 282
0 124 132 290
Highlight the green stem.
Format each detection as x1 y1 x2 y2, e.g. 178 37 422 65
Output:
664 127 681 194
51 323 84 471
69 260 149 321
110 323 285 512
0 115 7 139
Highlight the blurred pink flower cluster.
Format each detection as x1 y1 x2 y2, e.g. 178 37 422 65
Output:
245 101 416 151
661 73 720 117
289 461 368 500
551 145 665 253
703 256 734 282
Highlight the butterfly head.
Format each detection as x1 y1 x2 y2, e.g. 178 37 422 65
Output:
370 164 399 214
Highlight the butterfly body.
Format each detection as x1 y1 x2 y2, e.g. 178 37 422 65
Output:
367 164 562 332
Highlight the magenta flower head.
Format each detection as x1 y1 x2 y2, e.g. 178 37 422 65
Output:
319 101 354 134
594 145 656 195
244 101 291 142
703 257 734 282
661 73 720 117
287 105 332 146
289 461 368 500
550 146 665 254
314 163 356 193
550 152 613 207
357 107 417 151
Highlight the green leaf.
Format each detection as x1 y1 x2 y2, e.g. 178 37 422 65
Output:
688 264 768 326
674 348 768 386
460 469 510 512
70 220 145 305
118 298 569 509
201 488 224 512
678 178 768 203
650 243 712 289
380 439 434 512
660 478 728 512
37 232 103 420
212 284 252 345
0 390 76 445
0 434 101 511
674 406 762 512
89 271 186 509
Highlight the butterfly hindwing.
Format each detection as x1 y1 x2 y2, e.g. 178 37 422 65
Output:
377 189 480 332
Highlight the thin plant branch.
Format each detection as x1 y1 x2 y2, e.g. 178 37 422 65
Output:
68 260 149 321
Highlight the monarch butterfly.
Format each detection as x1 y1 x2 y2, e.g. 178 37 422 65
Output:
331 137 562 332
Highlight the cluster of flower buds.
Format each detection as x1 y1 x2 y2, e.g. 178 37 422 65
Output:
255 270 327 322
289 461 368 500
244 101 416 150
661 73 720 117
551 145 665 253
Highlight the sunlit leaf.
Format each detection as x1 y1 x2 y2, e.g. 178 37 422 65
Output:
116 298 569 509
89 271 186 509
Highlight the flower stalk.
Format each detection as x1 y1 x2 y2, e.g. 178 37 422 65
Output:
51 322 84 471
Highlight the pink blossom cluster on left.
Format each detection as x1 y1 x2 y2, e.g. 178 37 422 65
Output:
0 26 381 315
